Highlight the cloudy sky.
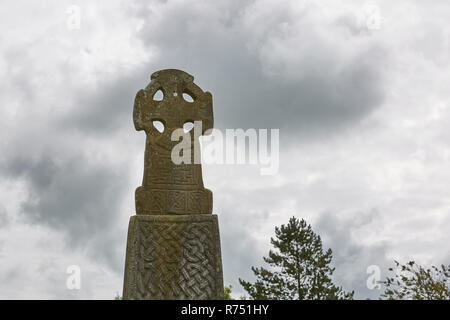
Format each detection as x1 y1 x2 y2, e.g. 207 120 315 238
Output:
1 0 450 299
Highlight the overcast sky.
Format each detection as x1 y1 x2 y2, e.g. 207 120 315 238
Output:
1 0 450 299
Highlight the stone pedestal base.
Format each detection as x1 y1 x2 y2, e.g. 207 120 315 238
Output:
122 214 224 300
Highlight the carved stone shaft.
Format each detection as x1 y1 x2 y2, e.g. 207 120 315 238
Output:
123 215 224 300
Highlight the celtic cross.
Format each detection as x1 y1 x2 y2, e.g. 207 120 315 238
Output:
133 69 213 215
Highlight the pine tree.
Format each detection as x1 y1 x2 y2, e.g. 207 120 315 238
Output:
239 216 353 300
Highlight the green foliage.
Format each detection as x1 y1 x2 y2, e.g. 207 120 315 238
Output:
224 285 247 300
224 286 233 300
239 216 353 300
381 260 450 300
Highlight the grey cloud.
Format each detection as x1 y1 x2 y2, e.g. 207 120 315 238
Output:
1 153 127 272
218 203 273 298
219 216 262 297
315 210 391 299
65 71 148 135
5 156 59 191
0 206 9 228
0 264 24 288
131 0 387 138
0 40 136 273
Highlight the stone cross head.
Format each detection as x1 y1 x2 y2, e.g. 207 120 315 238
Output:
133 69 213 149
133 69 213 215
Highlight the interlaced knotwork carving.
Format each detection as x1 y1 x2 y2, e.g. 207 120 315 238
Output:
123 215 223 300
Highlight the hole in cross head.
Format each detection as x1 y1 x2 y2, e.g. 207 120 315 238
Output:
183 121 194 133
152 120 164 133
153 90 163 101
182 92 194 103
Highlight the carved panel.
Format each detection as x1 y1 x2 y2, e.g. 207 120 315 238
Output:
123 215 224 300
135 187 212 215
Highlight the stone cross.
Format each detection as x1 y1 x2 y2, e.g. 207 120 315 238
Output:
133 69 213 215
123 69 224 300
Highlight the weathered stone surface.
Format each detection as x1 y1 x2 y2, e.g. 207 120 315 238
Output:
123 69 223 300
123 214 224 300
133 69 213 215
